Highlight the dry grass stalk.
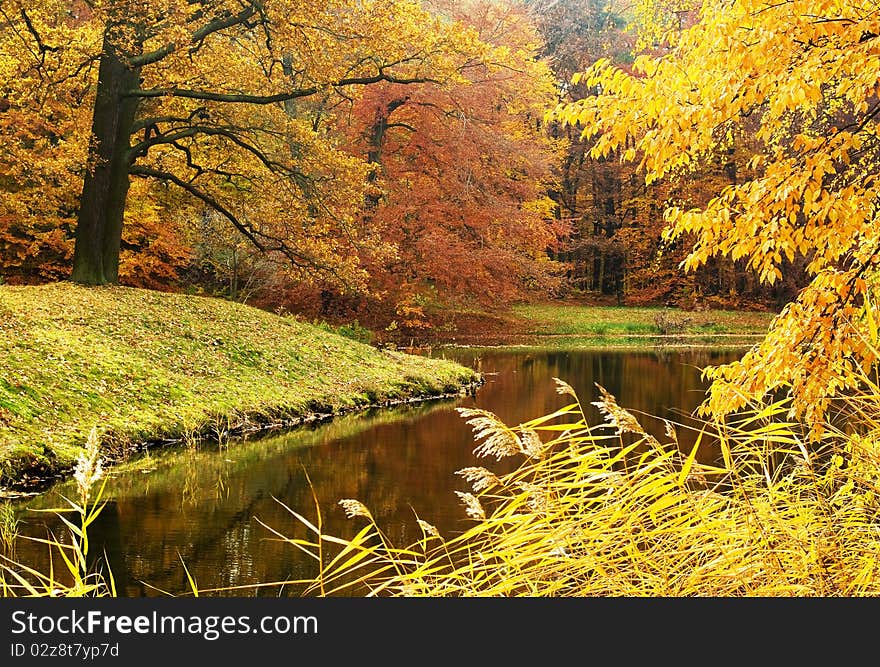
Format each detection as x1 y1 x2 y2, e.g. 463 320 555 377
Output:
276 376 880 597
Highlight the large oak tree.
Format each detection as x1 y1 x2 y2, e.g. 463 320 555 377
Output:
2 0 486 286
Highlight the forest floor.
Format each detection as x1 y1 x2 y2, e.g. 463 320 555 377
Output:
424 300 777 349
0 282 478 493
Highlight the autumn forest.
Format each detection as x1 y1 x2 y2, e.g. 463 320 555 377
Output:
3 0 880 602
1 0 808 331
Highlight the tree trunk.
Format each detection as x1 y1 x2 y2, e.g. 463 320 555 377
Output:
364 99 407 209
71 23 141 285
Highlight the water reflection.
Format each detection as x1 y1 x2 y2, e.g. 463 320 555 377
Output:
12 347 741 596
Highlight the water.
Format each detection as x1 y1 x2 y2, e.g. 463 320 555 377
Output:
9 346 740 596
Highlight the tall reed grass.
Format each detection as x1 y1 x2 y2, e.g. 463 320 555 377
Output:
1 428 115 597
268 375 880 596
6 372 880 597
0 501 19 555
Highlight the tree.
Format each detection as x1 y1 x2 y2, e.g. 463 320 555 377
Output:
0 1 94 283
526 0 635 302
555 0 880 426
342 0 566 321
262 0 567 334
1 0 486 286
530 0 788 307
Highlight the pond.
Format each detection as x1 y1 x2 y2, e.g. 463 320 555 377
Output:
9 346 742 596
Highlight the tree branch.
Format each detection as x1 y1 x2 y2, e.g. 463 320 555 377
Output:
129 2 260 67
130 165 269 250
19 7 58 57
127 125 295 180
129 165 338 274
123 72 440 104
386 122 417 133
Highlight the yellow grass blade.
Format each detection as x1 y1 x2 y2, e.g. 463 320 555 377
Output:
865 294 878 345
178 553 198 597
677 429 703 487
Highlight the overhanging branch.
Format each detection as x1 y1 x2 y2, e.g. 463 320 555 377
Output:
124 72 440 104
130 164 269 252
129 2 260 67
129 164 338 275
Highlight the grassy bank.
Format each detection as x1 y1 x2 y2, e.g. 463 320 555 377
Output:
502 303 776 348
0 282 479 491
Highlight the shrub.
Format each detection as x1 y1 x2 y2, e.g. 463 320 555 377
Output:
654 309 692 335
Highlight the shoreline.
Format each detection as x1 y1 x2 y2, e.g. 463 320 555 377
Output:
0 283 481 495
0 286 770 496
1 378 483 498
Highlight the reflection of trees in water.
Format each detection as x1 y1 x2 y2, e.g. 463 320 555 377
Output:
462 348 734 422
13 400 464 596
456 348 739 465
85 500 125 592
12 349 742 596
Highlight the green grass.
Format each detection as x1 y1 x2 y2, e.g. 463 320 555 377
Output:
509 303 776 345
0 282 478 490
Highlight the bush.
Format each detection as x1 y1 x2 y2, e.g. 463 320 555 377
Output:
654 309 692 335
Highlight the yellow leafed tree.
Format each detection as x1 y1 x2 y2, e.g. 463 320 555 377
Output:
554 0 880 428
0 0 491 290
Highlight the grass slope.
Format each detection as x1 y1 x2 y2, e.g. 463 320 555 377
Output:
0 283 478 489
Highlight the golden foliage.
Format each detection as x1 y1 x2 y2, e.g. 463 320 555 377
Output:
265 381 880 596
554 0 880 426
0 0 521 289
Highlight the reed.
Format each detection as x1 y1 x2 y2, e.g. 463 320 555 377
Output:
272 374 880 596
0 501 18 555
0 428 115 597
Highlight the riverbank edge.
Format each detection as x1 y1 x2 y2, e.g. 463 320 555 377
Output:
1 377 483 498
406 301 776 348
0 283 482 496
432 334 766 351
